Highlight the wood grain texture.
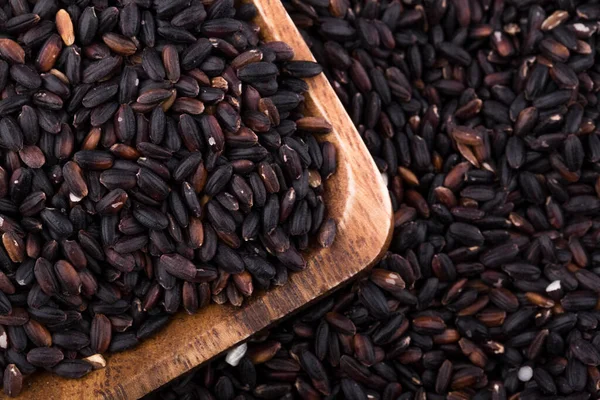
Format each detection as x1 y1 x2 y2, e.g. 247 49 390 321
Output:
3 1 393 398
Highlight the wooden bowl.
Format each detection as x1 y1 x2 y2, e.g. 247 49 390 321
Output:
4 0 392 398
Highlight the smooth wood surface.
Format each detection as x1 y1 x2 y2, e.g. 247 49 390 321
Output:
5 1 393 398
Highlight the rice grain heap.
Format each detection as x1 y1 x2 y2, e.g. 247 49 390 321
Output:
148 0 600 399
0 0 336 396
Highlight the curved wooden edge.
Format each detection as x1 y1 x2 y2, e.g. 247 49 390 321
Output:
4 1 393 399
